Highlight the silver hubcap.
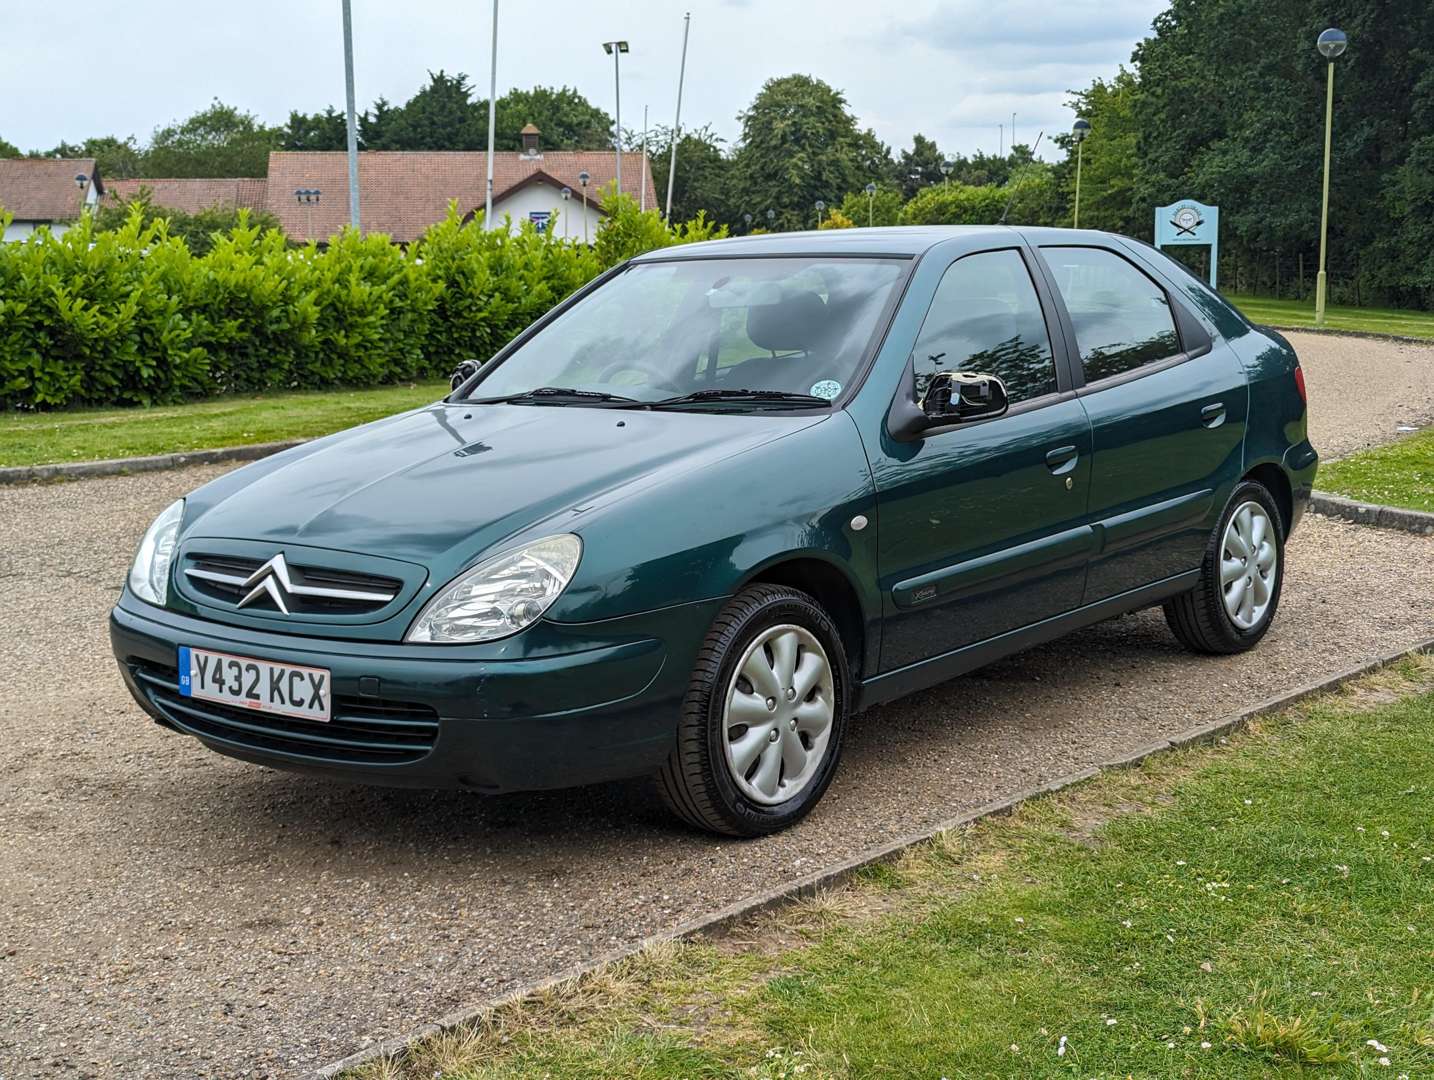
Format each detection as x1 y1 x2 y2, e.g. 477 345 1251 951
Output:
722 624 835 806
1221 501 1278 630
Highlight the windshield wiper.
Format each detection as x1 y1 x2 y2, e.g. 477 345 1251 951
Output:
467 386 642 406
642 388 835 410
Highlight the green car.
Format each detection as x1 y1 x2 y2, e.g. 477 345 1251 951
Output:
111 226 1317 836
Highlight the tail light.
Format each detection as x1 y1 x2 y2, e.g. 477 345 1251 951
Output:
1293 365 1307 404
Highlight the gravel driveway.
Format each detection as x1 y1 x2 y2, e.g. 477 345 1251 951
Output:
1287 329 1434 458
4 331 1433 1079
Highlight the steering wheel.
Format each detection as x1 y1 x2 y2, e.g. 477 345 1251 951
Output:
597 360 684 394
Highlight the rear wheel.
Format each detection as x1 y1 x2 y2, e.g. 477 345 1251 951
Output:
1164 480 1285 654
657 584 849 836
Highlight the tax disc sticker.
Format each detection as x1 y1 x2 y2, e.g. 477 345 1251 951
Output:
810 379 842 400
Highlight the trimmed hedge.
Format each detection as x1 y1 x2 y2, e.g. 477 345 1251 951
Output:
0 194 713 411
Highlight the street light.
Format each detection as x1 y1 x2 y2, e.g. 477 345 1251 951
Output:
1314 27 1347 326
560 186 572 239
940 159 953 188
743 212 753 232
766 209 775 231
815 199 826 228
602 40 630 196
294 188 321 242
865 181 877 227
578 171 591 244
1071 117 1091 228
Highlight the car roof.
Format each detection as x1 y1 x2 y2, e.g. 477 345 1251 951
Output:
630 225 1120 261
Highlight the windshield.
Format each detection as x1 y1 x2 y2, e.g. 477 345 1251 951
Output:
461 256 907 407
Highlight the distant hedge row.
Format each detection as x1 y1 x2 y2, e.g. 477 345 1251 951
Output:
0 195 723 411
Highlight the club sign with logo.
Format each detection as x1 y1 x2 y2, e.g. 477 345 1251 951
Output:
1154 200 1219 288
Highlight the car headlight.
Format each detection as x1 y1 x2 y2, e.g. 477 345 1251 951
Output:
406 534 582 644
128 499 185 606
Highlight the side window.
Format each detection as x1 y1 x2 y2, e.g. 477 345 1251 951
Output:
1041 246 1182 383
911 249 1057 406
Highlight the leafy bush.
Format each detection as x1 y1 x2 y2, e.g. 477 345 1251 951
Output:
838 186 903 228
94 187 285 256
592 185 727 269
0 203 616 410
899 183 1008 226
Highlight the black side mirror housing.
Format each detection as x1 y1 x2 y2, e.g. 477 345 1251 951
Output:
450 359 482 391
923 371 1010 423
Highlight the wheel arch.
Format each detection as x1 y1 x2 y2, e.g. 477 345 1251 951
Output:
1243 460 1293 538
741 555 872 680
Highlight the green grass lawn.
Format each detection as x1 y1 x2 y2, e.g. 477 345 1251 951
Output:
1319 426 1434 513
1230 294 1434 339
352 658 1434 1080
0 382 448 469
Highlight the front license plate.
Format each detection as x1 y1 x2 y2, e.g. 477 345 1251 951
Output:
178 646 331 722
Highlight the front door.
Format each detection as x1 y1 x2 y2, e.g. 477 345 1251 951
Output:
1033 244 1248 603
869 247 1096 672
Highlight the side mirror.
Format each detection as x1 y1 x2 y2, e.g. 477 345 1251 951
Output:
922 371 1009 423
450 359 482 391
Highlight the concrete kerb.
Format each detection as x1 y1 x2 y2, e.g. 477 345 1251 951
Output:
1310 492 1434 535
0 439 307 486
314 635 1434 1079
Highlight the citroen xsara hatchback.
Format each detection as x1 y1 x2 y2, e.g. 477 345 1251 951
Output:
111 226 1317 835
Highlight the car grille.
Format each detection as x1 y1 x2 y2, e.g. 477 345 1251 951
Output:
132 662 439 765
183 554 402 616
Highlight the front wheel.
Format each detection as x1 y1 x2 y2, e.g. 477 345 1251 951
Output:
1164 479 1285 654
657 584 850 836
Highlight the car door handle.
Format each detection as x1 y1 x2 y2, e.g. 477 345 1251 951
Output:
1045 445 1079 475
1200 402 1227 428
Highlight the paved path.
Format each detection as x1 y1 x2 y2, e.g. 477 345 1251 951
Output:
4 328 1434 1078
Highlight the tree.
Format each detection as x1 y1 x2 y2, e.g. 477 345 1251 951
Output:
0 136 18 158
144 101 281 177
377 70 485 150
899 183 1008 226
897 134 946 198
644 124 734 224
1055 68 1142 234
729 75 892 231
494 86 611 150
281 107 348 151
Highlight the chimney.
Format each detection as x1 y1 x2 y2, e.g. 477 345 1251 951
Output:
520 123 541 157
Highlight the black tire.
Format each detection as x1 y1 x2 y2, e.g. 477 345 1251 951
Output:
1163 479 1286 655
657 584 850 837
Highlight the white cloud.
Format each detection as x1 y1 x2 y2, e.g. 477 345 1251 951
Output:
4 0 1165 161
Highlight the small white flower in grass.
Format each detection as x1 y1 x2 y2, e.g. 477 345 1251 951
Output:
1167 1041 1176 1049
1243 799 1252 805
1368 1040 1390 1053
1381 830 1390 838
1014 917 1024 924
1176 860 1187 866
1009 1044 1020 1053
1121 919 1133 928
1310 991 1325 997
1379 1056 1391 1067
1200 962 1213 972
1357 826 1366 833
1057 1035 1068 1057
1106 1018 1117 1026
1201 1041 1212 1049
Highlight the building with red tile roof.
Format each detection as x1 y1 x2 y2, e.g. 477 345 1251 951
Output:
0 158 104 241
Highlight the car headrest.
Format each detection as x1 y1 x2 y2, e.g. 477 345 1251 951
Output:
747 290 827 353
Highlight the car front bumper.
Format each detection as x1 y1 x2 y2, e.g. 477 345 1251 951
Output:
110 594 724 793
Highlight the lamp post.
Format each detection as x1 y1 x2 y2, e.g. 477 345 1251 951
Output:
560 186 572 239
602 40 630 196
484 0 499 230
1314 27 1347 326
743 212 753 233
815 200 826 228
865 181 877 226
766 209 775 231
1071 117 1091 228
940 159 952 188
341 0 362 232
295 188 321 241
576 170 587 243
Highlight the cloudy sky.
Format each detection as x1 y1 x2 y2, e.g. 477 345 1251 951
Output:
5 0 1166 160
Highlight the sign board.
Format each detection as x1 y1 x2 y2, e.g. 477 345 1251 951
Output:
1154 200 1219 289
529 210 552 233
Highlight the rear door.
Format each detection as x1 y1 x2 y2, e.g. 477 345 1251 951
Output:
1032 243 1247 603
